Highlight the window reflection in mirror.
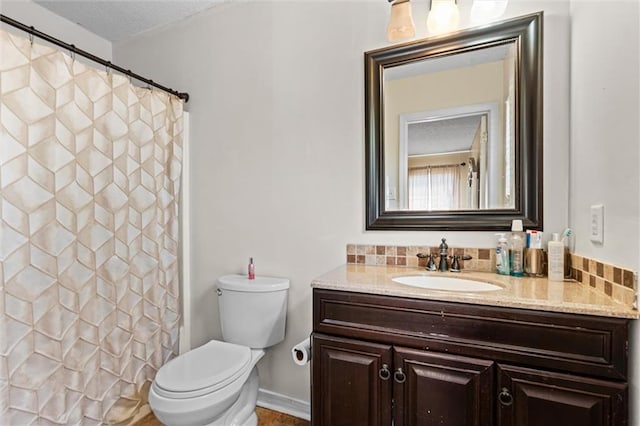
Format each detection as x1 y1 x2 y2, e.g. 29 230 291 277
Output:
383 43 517 212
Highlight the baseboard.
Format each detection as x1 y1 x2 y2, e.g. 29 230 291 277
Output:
257 388 310 421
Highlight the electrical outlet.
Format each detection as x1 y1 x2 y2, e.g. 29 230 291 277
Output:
590 204 604 244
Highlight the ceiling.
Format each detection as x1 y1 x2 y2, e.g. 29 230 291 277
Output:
385 43 513 81
32 0 222 42
408 115 483 156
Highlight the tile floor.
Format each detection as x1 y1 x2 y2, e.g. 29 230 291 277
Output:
135 407 309 426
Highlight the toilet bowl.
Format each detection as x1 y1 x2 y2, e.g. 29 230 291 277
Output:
149 275 289 426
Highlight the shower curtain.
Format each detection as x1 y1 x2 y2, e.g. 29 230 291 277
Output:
0 30 183 424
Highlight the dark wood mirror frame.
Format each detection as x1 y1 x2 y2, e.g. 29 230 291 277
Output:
365 12 543 231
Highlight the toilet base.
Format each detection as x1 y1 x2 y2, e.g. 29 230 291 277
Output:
150 365 261 426
213 366 260 426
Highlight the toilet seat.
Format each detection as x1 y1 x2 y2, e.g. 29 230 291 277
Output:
153 340 251 399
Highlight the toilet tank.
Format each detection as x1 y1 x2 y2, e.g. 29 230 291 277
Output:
217 275 289 348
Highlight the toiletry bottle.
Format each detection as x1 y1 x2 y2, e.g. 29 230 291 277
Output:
248 257 255 280
495 233 510 275
548 233 565 281
509 220 524 277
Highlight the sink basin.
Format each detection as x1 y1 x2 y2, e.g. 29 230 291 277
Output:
391 275 502 292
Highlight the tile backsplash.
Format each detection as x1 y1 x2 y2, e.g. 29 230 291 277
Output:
569 253 637 307
346 244 495 272
346 244 637 308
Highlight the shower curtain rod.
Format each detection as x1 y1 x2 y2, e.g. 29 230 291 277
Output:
409 162 466 170
1 14 190 102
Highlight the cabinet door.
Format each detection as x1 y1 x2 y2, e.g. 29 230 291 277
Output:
497 364 627 426
393 347 494 426
311 334 393 426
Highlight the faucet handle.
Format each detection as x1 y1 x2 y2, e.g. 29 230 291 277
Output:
449 254 472 272
426 255 437 271
450 255 461 272
417 253 437 271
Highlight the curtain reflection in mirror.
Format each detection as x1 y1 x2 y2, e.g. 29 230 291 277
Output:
408 164 462 210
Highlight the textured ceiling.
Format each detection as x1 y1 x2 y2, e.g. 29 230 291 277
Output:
32 0 222 42
408 115 483 156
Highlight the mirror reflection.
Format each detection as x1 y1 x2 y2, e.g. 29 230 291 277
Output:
383 43 516 212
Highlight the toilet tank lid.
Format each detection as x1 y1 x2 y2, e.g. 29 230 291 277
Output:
217 274 290 292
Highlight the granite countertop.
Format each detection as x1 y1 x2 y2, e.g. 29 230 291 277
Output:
311 264 639 319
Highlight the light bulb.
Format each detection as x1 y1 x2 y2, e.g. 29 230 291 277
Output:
471 0 508 23
387 0 416 42
426 0 460 35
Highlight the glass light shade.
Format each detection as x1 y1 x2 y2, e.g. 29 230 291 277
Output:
470 0 508 23
387 0 416 42
426 0 460 35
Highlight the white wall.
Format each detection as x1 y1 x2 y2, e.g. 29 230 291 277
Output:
113 0 571 405
1 0 112 60
569 1 639 271
569 2 640 424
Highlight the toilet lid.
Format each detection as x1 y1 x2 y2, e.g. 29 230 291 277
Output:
155 340 251 395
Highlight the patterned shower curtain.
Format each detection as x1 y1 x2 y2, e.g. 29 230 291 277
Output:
0 29 183 424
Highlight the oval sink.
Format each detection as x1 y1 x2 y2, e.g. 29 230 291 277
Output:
392 275 502 292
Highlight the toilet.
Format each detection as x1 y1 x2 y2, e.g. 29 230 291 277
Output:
149 274 289 426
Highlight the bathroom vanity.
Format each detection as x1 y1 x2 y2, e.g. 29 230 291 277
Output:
310 265 637 426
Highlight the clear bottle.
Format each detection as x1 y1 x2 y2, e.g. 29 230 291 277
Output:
495 233 510 275
509 220 524 277
547 233 565 282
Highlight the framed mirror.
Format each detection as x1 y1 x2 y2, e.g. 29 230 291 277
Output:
365 12 543 231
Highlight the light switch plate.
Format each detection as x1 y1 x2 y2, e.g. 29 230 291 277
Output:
590 204 604 244
386 187 396 200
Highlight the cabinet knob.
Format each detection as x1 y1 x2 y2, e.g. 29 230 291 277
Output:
379 364 391 380
498 387 513 406
394 367 406 384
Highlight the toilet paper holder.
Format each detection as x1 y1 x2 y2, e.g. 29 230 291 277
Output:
292 337 312 366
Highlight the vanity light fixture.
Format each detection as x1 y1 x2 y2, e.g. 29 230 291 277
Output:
426 0 460 35
387 0 416 42
470 0 508 23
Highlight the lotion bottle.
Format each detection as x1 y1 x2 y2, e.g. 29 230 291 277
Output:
248 257 255 280
547 233 565 282
509 220 524 277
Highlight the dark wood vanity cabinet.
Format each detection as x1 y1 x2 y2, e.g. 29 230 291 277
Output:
496 364 627 426
311 289 630 426
312 334 392 425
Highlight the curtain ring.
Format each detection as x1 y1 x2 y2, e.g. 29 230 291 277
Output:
69 44 76 63
28 28 34 45
106 61 111 75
